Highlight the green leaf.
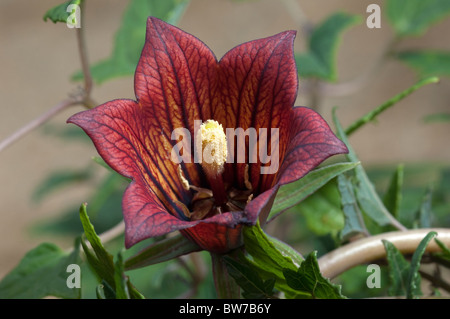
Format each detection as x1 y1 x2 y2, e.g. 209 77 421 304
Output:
242 222 303 296
0 239 81 299
283 251 346 299
268 162 360 222
386 0 450 37
43 0 82 24
397 51 450 79
337 174 367 240
382 239 416 296
72 0 190 84
298 179 345 235
244 222 299 276
383 232 437 298
382 164 404 219
296 12 361 81
124 234 200 270
223 256 275 299
434 238 450 258
79 203 115 282
406 231 437 299
333 109 401 229
79 204 144 299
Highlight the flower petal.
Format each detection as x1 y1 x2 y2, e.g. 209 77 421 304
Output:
217 31 298 191
135 17 219 187
67 99 191 218
275 106 348 187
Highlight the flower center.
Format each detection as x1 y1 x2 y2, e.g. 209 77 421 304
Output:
197 120 227 177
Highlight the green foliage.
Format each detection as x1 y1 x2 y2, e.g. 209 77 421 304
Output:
43 0 82 25
72 0 190 84
334 109 397 229
296 179 345 236
295 12 361 81
382 164 404 219
383 232 437 298
225 223 345 299
283 251 346 299
397 51 450 79
386 0 450 37
337 174 367 240
0 239 81 299
79 204 143 299
223 256 276 299
268 162 359 222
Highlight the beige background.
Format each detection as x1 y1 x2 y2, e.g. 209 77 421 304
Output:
0 0 449 279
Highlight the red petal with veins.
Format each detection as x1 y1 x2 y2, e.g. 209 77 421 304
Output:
217 31 298 191
276 106 348 186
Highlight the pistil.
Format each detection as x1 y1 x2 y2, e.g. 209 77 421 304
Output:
196 120 228 206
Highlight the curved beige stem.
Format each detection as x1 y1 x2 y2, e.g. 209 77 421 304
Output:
318 228 450 279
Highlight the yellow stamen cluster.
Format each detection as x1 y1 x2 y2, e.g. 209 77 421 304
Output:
197 120 227 177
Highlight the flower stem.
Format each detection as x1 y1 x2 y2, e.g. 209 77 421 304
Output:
210 253 240 299
318 228 450 279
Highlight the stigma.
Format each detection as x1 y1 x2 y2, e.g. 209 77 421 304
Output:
197 119 227 177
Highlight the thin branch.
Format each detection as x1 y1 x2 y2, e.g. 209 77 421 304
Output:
318 228 450 279
76 1 96 109
0 98 80 153
419 269 450 294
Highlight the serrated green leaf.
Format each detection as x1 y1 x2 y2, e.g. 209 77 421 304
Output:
407 231 437 298
72 0 190 84
283 251 346 299
79 204 115 273
337 174 367 240
0 239 81 299
79 203 116 288
386 0 450 37
79 204 144 299
243 222 298 276
223 256 275 299
43 0 82 24
382 239 415 296
242 222 303 296
383 164 404 219
397 51 450 79
268 162 359 222
297 12 361 81
333 109 400 229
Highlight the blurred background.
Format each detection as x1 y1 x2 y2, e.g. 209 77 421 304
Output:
0 0 449 293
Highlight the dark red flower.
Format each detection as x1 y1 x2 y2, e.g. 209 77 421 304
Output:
68 17 347 254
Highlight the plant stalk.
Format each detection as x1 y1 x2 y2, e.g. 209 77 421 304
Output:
318 228 450 279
